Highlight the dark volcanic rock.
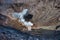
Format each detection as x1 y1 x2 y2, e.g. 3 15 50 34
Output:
0 25 60 40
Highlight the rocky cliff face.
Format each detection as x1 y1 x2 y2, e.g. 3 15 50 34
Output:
29 0 60 26
0 0 60 31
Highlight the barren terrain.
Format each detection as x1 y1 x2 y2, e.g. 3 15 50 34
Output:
0 0 60 32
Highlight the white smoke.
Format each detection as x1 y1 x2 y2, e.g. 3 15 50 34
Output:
12 9 33 31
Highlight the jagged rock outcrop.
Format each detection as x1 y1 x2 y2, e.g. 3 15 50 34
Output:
0 0 60 30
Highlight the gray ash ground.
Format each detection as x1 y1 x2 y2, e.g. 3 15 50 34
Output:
0 25 60 40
